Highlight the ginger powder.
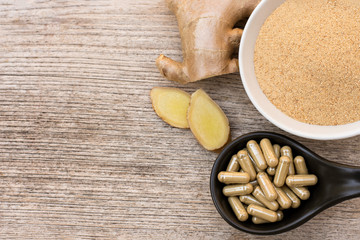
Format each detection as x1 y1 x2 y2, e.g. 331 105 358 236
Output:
254 0 360 125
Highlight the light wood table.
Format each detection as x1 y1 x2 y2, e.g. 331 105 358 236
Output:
0 1 359 239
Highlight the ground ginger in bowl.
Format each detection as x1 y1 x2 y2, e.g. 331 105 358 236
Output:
254 0 360 126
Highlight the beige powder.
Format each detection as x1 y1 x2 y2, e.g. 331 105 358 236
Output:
254 0 360 125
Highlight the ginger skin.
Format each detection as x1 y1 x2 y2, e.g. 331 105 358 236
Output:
156 0 261 84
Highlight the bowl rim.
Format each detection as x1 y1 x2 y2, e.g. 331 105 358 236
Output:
238 0 360 140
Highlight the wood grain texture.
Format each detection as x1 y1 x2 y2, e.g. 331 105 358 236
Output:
0 0 359 239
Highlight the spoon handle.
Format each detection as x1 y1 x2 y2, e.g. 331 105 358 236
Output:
321 164 360 206
336 166 360 199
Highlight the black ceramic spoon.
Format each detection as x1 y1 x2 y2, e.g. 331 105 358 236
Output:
210 131 360 235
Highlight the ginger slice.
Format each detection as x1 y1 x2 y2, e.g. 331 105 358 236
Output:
187 89 230 151
150 87 191 128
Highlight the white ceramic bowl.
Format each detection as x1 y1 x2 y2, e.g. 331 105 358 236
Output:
239 0 360 140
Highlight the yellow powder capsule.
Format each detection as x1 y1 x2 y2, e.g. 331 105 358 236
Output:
226 154 240 172
246 140 268 170
260 138 278 167
274 186 292 209
239 195 265 208
286 174 318 187
237 150 257 181
228 196 248 222
273 156 291 187
267 167 276 176
273 144 281 159
223 183 253 197
257 172 277 201
252 186 279 211
281 146 295 175
289 186 310 200
294 156 308 174
247 204 278 223
217 171 250 184
282 186 301 208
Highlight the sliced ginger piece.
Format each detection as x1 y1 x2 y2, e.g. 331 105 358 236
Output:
150 87 191 128
188 89 230 151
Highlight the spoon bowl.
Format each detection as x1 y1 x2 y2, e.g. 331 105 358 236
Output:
210 132 360 235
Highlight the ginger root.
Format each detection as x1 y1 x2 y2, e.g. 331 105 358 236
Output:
156 0 261 84
188 89 230 151
150 87 191 128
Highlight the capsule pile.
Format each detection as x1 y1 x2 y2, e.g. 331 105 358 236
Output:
218 138 318 224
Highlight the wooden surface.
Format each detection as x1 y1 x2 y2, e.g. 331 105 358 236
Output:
0 1 359 239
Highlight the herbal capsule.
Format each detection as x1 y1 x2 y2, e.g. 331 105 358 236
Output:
289 186 310 200
252 186 279 211
274 186 292 209
286 174 318 187
273 156 291 187
242 148 262 173
280 146 295 175
273 144 281 159
257 172 277 201
237 150 257 181
247 204 278 222
252 210 284 224
282 186 301 208
276 210 284 221
239 195 265 208
223 183 253 197
247 140 267 170
217 171 250 184
228 196 248 222
267 167 276 176
294 156 308 174
226 154 240 172
252 216 269 224
260 138 278 167
247 150 264 173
